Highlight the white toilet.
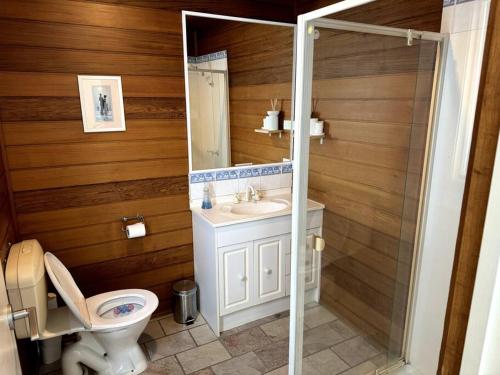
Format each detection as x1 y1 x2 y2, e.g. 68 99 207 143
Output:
6 240 158 375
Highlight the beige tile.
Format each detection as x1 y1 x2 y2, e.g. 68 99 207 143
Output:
338 360 378 375
220 315 277 337
303 324 345 356
142 355 184 375
177 341 231 374
304 305 337 329
370 352 388 367
254 339 289 372
139 320 165 343
332 336 381 367
264 365 288 375
190 324 217 346
328 319 358 341
212 352 266 375
221 327 272 357
260 317 290 341
159 313 206 335
145 330 196 361
191 369 215 375
302 349 349 375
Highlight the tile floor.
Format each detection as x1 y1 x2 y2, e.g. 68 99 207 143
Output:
41 304 387 375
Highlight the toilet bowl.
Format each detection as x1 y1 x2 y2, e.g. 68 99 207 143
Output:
5 240 158 375
44 252 159 375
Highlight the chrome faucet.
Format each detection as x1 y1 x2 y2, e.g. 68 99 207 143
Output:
244 185 260 202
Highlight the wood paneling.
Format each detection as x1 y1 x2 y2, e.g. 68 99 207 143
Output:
0 0 294 315
439 1 500 372
299 0 442 352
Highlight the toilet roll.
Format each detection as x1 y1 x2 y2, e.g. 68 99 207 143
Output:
126 222 146 239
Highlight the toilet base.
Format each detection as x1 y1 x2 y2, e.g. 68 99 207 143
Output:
62 331 148 375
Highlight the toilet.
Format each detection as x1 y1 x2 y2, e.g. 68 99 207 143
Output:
6 240 158 375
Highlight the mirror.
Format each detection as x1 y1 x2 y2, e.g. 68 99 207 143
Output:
183 13 296 172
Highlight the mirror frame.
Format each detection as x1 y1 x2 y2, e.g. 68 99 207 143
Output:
182 11 297 173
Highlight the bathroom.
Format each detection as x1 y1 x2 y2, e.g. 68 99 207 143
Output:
0 0 498 374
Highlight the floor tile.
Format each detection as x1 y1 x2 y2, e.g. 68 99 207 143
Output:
142 355 184 375
212 352 267 375
304 305 337 329
221 326 272 356
332 336 381 367
220 315 277 337
176 341 231 374
303 323 345 356
338 360 378 375
302 349 349 375
328 319 358 341
254 339 289 372
191 369 215 375
159 314 206 335
145 330 196 361
190 324 217 346
264 365 288 375
260 317 290 341
139 320 165 343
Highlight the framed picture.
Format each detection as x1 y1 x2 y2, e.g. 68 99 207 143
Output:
77 75 126 132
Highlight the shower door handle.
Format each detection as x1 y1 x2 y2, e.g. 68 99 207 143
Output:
313 236 325 252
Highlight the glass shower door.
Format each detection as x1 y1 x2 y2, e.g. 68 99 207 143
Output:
289 9 447 375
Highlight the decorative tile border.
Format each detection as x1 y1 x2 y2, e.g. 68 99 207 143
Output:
443 0 455 7
282 163 293 174
190 163 293 183
188 50 227 64
190 172 215 184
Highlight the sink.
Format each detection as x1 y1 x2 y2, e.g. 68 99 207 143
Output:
219 198 290 216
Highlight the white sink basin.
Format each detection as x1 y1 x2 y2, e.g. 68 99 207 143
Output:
220 198 290 216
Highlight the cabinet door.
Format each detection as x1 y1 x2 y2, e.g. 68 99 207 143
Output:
218 242 253 316
305 229 320 290
254 235 286 304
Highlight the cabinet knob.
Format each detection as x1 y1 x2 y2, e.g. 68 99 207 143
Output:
264 268 272 275
238 274 247 282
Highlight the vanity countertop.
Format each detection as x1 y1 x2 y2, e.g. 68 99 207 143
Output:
191 193 324 228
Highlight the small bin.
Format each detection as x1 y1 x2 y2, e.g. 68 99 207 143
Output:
172 280 198 325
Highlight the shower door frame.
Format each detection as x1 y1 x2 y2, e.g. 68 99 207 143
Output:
288 2 448 373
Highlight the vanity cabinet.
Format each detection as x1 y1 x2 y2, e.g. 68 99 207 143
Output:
192 205 323 336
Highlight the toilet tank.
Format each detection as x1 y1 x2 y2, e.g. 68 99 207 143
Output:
6 240 47 339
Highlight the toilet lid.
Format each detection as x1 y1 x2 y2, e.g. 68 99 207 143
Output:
44 252 92 329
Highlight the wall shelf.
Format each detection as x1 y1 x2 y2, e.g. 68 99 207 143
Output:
310 133 325 144
254 128 283 138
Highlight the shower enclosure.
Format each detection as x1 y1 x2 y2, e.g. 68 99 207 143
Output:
188 64 230 170
289 2 447 374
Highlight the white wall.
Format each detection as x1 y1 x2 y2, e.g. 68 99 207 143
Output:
407 0 490 373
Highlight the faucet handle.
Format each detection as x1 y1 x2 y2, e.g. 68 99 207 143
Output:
253 190 262 201
232 193 241 204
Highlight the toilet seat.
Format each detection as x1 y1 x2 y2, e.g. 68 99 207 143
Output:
44 252 158 332
87 289 158 331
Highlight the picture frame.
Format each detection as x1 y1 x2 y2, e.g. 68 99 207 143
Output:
77 75 126 133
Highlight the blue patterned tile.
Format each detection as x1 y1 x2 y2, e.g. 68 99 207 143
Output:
443 0 455 6
282 163 293 174
456 0 473 3
261 166 282 176
190 172 215 184
239 168 261 178
216 169 238 181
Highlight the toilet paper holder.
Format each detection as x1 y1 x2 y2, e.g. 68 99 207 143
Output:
121 214 145 232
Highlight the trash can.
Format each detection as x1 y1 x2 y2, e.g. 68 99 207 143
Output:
172 280 198 325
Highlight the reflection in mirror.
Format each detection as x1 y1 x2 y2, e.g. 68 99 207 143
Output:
184 15 295 172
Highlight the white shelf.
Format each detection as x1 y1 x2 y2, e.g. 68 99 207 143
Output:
254 128 283 138
310 133 325 144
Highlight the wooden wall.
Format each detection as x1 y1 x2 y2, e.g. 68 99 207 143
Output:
0 0 293 315
0 131 15 261
298 0 443 351
195 21 294 165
